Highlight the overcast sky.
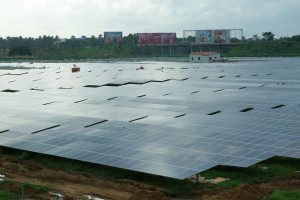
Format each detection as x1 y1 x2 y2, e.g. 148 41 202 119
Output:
0 0 299 39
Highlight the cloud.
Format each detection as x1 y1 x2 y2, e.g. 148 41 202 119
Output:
0 0 299 38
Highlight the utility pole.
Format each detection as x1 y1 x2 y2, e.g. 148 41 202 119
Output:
21 185 24 200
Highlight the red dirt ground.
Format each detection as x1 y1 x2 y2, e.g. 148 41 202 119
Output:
1 154 299 200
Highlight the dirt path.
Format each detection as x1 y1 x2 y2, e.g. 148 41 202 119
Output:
0 155 168 199
1 154 300 200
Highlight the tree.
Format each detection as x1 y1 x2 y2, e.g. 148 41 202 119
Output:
262 32 275 40
241 36 246 42
290 35 300 42
252 34 260 41
186 36 195 43
8 46 32 56
230 37 241 43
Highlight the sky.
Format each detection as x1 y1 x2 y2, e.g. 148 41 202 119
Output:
0 0 299 39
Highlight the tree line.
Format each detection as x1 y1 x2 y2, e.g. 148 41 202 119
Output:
246 32 300 42
0 35 106 50
1 32 300 57
1 32 300 50
0 34 139 56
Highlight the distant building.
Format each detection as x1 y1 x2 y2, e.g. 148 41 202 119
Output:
189 52 220 63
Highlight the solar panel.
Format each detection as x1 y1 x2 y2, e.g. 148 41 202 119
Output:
0 58 300 179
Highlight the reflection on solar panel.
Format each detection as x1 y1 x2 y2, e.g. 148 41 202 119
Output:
0 58 300 179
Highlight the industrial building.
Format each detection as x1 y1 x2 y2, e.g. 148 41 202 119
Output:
189 52 220 63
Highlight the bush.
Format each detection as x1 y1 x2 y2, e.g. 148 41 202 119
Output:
8 46 32 56
0 190 18 200
268 190 300 200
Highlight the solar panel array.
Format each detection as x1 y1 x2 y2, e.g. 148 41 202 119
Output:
0 58 299 179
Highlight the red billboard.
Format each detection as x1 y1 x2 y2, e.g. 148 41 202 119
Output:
138 33 176 45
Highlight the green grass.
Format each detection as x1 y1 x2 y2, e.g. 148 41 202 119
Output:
268 190 300 200
225 41 300 57
22 182 48 194
201 166 270 188
201 156 300 188
0 179 48 200
0 181 20 200
0 45 137 60
267 165 295 177
165 183 197 197
0 190 19 200
1 41 300 60
262 156 300 177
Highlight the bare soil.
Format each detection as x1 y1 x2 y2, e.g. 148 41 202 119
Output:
0 154 299 200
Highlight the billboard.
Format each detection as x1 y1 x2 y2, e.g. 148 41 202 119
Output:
138 33 176 45
195 30 212 43
194 30 231 44
213 30 230 43
104 32 122 44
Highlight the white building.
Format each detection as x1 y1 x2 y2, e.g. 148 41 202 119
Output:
189 52 220 63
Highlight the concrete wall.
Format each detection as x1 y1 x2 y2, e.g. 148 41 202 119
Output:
189 54 220 63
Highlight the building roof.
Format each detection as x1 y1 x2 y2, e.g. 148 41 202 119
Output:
190 52 219 56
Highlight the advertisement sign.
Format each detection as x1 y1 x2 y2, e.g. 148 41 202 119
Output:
214 30 230 43
195 30 212 43
104 32 122 44
138 33 176 45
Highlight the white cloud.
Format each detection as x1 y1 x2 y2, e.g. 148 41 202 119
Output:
0 0 299 38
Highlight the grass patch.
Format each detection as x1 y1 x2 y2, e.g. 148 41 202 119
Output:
262 156 300 168
225 41 300 57
22 182 48 194
165 183 197 197
0 190 19 200
0 181 20 200
201 166 270 188
261 156 300 177
267 165 295 177
268 190 300 200
0 180 48 199
200 156 300 189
